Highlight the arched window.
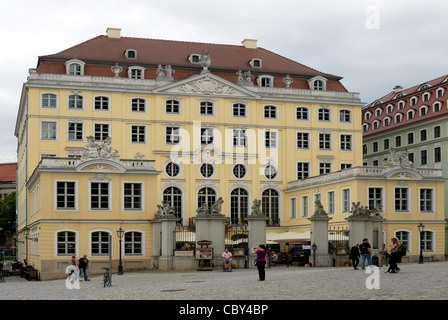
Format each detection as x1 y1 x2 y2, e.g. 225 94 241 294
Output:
262 189 279 225
230 188 249 224
197 187 216 211
163 186 182 220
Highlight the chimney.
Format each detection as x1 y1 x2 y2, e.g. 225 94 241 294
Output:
106 27 121 39
393 85 403 92
242 39 258 49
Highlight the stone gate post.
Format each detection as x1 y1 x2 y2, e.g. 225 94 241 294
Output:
308 200 332 267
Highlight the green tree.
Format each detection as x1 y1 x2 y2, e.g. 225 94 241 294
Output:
0 192 16 238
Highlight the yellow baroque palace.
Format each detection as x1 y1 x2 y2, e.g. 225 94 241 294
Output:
14 28 445 280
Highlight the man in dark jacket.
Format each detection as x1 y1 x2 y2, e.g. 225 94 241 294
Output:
350 244 360 270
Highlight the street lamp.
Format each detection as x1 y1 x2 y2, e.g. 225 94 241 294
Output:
418 223 425 264
117 227 125 275
311 243 317 267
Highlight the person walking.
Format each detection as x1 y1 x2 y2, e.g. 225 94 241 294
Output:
222 248 233 272
359 238 373 270
385 237 401 273
350 244 360 270
78 254 90 281
252 245 267 281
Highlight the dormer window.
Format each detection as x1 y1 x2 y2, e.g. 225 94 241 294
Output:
65 59 85 75
417 84 429 91
128 66 145 79
364 111 371 120
436 88 445 98
375 108 382 117
410 97 418 106
308 76 327 91
249 58 262 68
125 49 137 60
398 101 405 109
257 75 274 87
188 54 201 64
422 92 431 102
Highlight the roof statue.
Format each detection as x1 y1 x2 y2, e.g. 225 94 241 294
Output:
384 148 414 168
312 200 328 218
81 136 120 162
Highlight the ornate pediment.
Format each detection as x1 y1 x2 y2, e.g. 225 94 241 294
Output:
154 73 261 98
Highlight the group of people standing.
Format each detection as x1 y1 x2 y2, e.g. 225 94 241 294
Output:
350 237 403 273
67 254 90 281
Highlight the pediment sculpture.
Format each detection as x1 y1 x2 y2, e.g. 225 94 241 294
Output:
81 136 120 162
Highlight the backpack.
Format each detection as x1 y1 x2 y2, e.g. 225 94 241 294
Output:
400 245 406 256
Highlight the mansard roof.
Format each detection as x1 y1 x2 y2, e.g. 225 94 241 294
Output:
36 32 348 92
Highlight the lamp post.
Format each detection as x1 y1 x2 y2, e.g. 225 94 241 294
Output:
311 243 317 267
418 223 425 264
117 227 125 275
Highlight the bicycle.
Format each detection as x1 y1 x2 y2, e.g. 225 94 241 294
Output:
102 267 112 287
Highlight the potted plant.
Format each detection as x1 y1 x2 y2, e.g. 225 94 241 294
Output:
343 260 351 267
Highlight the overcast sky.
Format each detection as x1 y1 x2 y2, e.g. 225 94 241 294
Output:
1 0 447 163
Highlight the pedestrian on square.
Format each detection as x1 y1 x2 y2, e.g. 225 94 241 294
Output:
385 237 401 273
359 238 373 269
78 254 90 281
379 243 388 267
222 248 232 272
350 244 360 270
252 245 267 281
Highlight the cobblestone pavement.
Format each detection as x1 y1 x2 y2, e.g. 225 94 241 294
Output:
1 261 447 301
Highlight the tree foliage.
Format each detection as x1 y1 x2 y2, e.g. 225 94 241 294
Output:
0 192 16 237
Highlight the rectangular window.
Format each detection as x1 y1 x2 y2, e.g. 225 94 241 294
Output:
341 163 352 170
94 123 109 141
419 189 433 212
384 139 389 150
434 147 441 163
123 183 142 210
319 162 331 175
265 130 277 148
342 188 350 213
434 126 441 138
319 133 331 150
166 127 181 144
297 162 310 180
301 195 308 217
201 128 214 145
394 187 409 212
368 187 383 210
68 122 83 141
264 105 277 119
395 136 401 147
200 101 214 115
373 142 378 152
233 129 247 147
131 125 146 143
166 100 180 114
339 110 351 122
327 191 335 215
41 121 57 140
407 132 414 144
131 98 146 112
420 130 427 142
56 181 76 210
318 109 330 121
124 232 143 255
421 150 428 165
296 132 309 149
289 197 297 219
90 182 110 210
340 134 352 151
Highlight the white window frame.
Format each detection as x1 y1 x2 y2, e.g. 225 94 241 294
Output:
264 130 278 149
65 59 85 75
301 195 309 217
165 126 182 145
89 181 112 211
327 190 335 215
67 93 84 110
289 197 297 219
257 75 274 87
130 124 147 144
41 93 58 109
93 122 110 142
41 120 58 141
54 180 78 211
296 131 310 150
296 106 309 121
232 102 247 118
367 186 384 211
340 134 352 151
341 188 351 213
263 105 278 119
297 161 310 180
418 187 435 213
394 186 410 212
199 100 215 116
130 97 147 113
318 108 331 122
128 66 145 79
339 109 352 123
93 95 111 111
122 181 145 211
67 121 84 142
165 99 181 114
